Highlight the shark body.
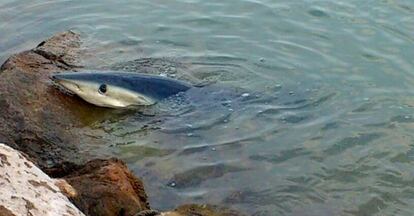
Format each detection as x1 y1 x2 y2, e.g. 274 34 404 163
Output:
51 71 192 108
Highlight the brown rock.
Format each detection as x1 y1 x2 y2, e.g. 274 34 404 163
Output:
63 158 150 216
0 205 16 216
33 30 81 67
0 31 104 172
0 31 152 216
161 204 246 216
0 31 153 216
55 178 79 198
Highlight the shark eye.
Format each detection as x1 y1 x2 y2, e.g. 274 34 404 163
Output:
98 84 107 94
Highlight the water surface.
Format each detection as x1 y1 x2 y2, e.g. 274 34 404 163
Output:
1 0 414 215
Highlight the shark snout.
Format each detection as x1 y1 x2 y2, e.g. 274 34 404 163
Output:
50 73 75 86
50 73 62 82
50 73 82 94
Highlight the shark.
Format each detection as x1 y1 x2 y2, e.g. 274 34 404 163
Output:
50 71 192 108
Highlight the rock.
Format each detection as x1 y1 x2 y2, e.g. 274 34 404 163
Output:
0 143 85 216
0 31 151 216
0 31 104 172
0 31 80 170
55 178 79 198
63 158 150 216
33 30 81 67
134 210 161 216
168 164 247 189
160 204 246 216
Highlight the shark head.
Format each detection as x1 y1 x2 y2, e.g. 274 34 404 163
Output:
50 71 191 108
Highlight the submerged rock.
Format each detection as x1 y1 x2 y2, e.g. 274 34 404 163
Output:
161 204 246 216
0 143 84 216
63 158 151 216
169 164 247 189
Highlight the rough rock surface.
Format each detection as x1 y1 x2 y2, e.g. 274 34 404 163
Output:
33 31 81 67
0 31 81 170
0 31 106 172
0 143 85 216
63 158 150 216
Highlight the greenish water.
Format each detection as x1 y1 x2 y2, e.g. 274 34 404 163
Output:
2 0 414 215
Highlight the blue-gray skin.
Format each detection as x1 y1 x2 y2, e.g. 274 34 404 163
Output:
51 71 192 108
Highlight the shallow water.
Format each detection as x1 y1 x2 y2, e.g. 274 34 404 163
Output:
2 0 414 215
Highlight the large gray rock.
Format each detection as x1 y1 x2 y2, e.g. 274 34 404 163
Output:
0 143 84 216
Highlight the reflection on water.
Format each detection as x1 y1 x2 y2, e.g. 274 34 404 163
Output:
2 0 414 215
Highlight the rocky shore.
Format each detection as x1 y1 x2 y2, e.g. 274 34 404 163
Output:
0 31 245 216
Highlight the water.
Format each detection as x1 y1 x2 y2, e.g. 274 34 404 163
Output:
2 0 414 215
